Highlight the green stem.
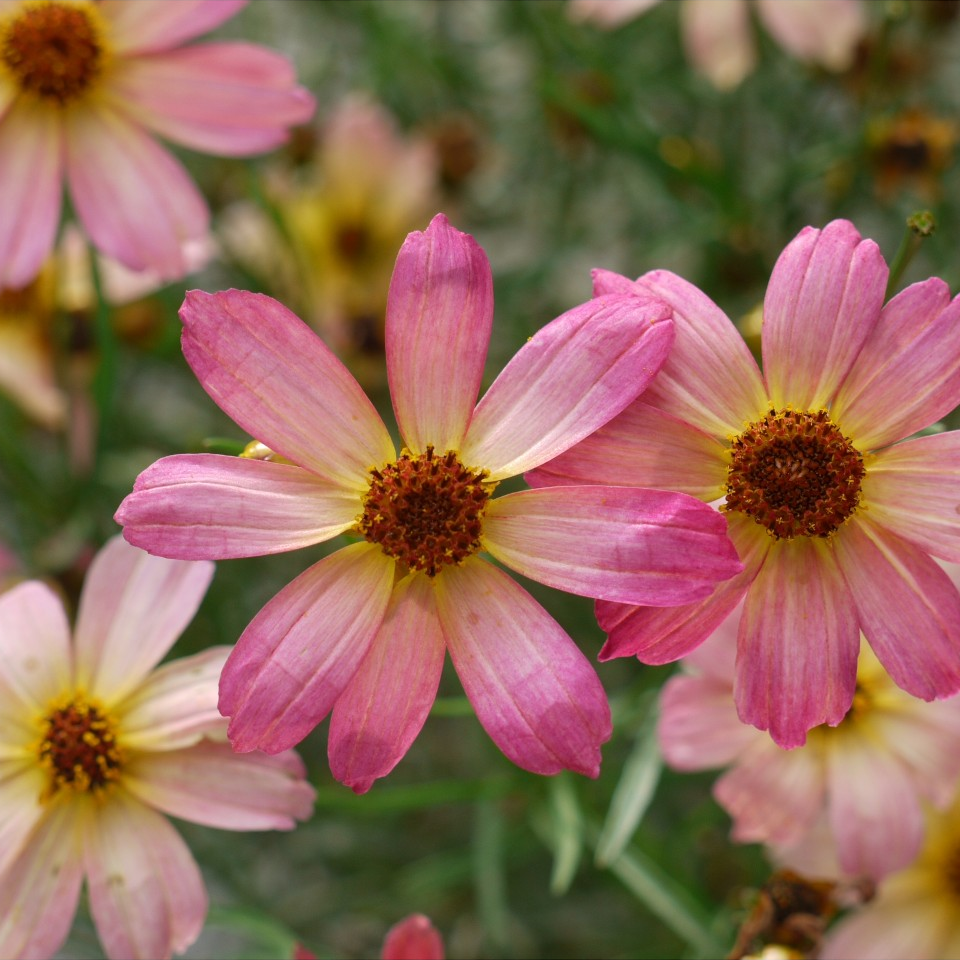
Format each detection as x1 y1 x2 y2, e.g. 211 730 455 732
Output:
885 210 935 300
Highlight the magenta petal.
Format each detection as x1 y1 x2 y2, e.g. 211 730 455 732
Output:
329 574 446 794
437 558 611 777
219 543 394 753
180 290 394 485
735 538 860 748
382 914 446 960
386 214 493 454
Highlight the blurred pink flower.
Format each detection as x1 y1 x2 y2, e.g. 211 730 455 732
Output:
0 536 315 960
382 914 445 960
0 0 315 287
658 570 960 880
529 219 960 748
569 0 866 90
116 213 742 792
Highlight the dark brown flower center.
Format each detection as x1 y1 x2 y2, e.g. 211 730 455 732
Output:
359 446 491 577
725 409 865 540
2 2 104 104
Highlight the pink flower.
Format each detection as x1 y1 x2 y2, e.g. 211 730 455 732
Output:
382 914 445 960
0 536 315 960
0 0 315 287
529 219 960 748
116 213 742 792
658 569 960 879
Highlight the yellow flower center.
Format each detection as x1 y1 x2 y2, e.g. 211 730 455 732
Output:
1 1 105 104
37 694 123 800
724 409 865 540
358 446 492 577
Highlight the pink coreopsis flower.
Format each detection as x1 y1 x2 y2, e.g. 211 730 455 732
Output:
382 914 445 960
529 219 960 748
0 536 316 960
0 0 315 287
115 213 742 792
658 575 960 880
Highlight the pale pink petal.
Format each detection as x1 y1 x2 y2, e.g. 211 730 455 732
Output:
382 914 445 960
680 0 755 90
0 763 47 876
125 740 315 830
567 0 661 28
101 0 247 55
866 433 960 564
681 599 740 679
116 454 361 559
329 574 446 794
386 214 493 454
436 558 611 777
461 295 674 480
608 270 767 437
835 519 960 700
762 220 887 410
73 536 214 705
756 0 866 70
735 537 860 748
0 99 63 287
84 794 206 960
119 647 230 752
0 804 84 960
220 543 394 753
832 279 960 449
526 400 728 500
111 43 315 156
483 485 742 605
179 290 395 487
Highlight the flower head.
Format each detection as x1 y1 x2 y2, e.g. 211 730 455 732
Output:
0 536 315 960
0 0 315 287
530 219 960 747
116 213 742 792
382 914 445 960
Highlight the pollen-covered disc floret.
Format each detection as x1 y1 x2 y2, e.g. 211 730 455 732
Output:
1 1 104 104
724 408 865 540
36 694 123 800
359 446 491 577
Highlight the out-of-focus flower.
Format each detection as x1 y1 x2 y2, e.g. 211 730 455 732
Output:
0 536 315 960
530 219 960 748
116 213 743 792
0 0 315 287
569 0 867 90
382 914 445 960
658 570 960 879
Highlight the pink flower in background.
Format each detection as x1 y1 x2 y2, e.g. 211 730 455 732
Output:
382 914 445 960
116 213 742 792
569 0 866 90
658 569 960 880
0 0 315 287
530 219 960 748
0 536 315 960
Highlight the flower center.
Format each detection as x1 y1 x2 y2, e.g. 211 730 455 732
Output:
37 695 123 800
2 1 104 104
724 409 865 540
358 446 491 577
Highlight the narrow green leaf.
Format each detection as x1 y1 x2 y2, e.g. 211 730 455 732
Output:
547 772 583 895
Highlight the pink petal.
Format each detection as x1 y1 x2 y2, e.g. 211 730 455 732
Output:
125 740 315 830
0 764 47 877
328 574 446 794
381 914 445 960
483 485 742 605
220 543 394 753
84 794 207 960
680 0 755 90
756 0 866 70
832 279 960 449
735 537 860 748
101 0 247 55
762 220 887 410
179 290 395 486
112 43 315 156
386 214 494 454
73 536 214 705
461 295 674 480
436 558 611 777
116 454 361 560
835 519 960 700
567 0 661 28
0 99 63 287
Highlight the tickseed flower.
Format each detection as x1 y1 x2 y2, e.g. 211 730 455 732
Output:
658 574 960 880
115 213 742 792
0 0 315 287
0 536 315 960
529 219 960 747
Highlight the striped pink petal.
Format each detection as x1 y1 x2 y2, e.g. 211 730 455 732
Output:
101 0 247 56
